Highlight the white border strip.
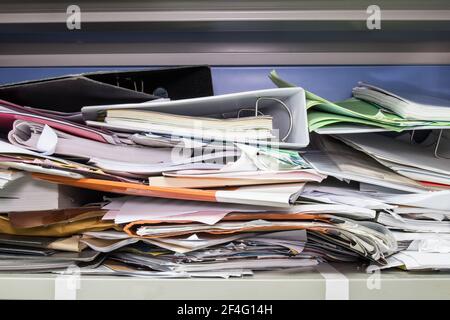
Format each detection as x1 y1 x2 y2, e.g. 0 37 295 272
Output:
316 263 349 300
54 274 80 300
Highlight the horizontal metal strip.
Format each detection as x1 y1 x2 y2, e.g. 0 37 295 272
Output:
3 40 449 55
1 52 449 66
1 10 450 24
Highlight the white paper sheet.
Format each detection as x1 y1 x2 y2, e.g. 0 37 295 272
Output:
378 190 450 211
105 196 262 224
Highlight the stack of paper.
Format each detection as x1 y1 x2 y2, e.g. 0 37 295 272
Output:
312 135 450 271
335 133 450 186
0 70 448 276
100 109 275 141
353 82 450 121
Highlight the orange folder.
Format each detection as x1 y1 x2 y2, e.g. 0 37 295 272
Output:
32 173 218 202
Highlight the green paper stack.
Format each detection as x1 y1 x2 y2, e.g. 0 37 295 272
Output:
269 70 450 133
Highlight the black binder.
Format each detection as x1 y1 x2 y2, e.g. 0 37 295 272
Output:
0 65 214 113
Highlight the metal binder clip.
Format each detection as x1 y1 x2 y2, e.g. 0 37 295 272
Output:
256 97 293 142
236 97 293 142
231 97 293 142
409 129 415 144
410 129 449 159
433 129 449 159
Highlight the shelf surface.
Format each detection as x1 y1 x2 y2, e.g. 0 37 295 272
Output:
1 263 449 300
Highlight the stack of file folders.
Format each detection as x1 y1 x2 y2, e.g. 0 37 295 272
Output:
0 67 448 278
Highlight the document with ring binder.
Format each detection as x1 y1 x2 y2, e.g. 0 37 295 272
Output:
82 87 309 149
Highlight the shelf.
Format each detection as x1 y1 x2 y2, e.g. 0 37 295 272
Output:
0 1 449 302
1 1 450 66
1 263 449 300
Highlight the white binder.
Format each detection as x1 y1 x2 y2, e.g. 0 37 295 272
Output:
82 88 309 149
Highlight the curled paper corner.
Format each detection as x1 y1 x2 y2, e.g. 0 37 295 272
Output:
36 124 58 156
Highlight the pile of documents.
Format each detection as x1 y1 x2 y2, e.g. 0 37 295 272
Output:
0 67 448 277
